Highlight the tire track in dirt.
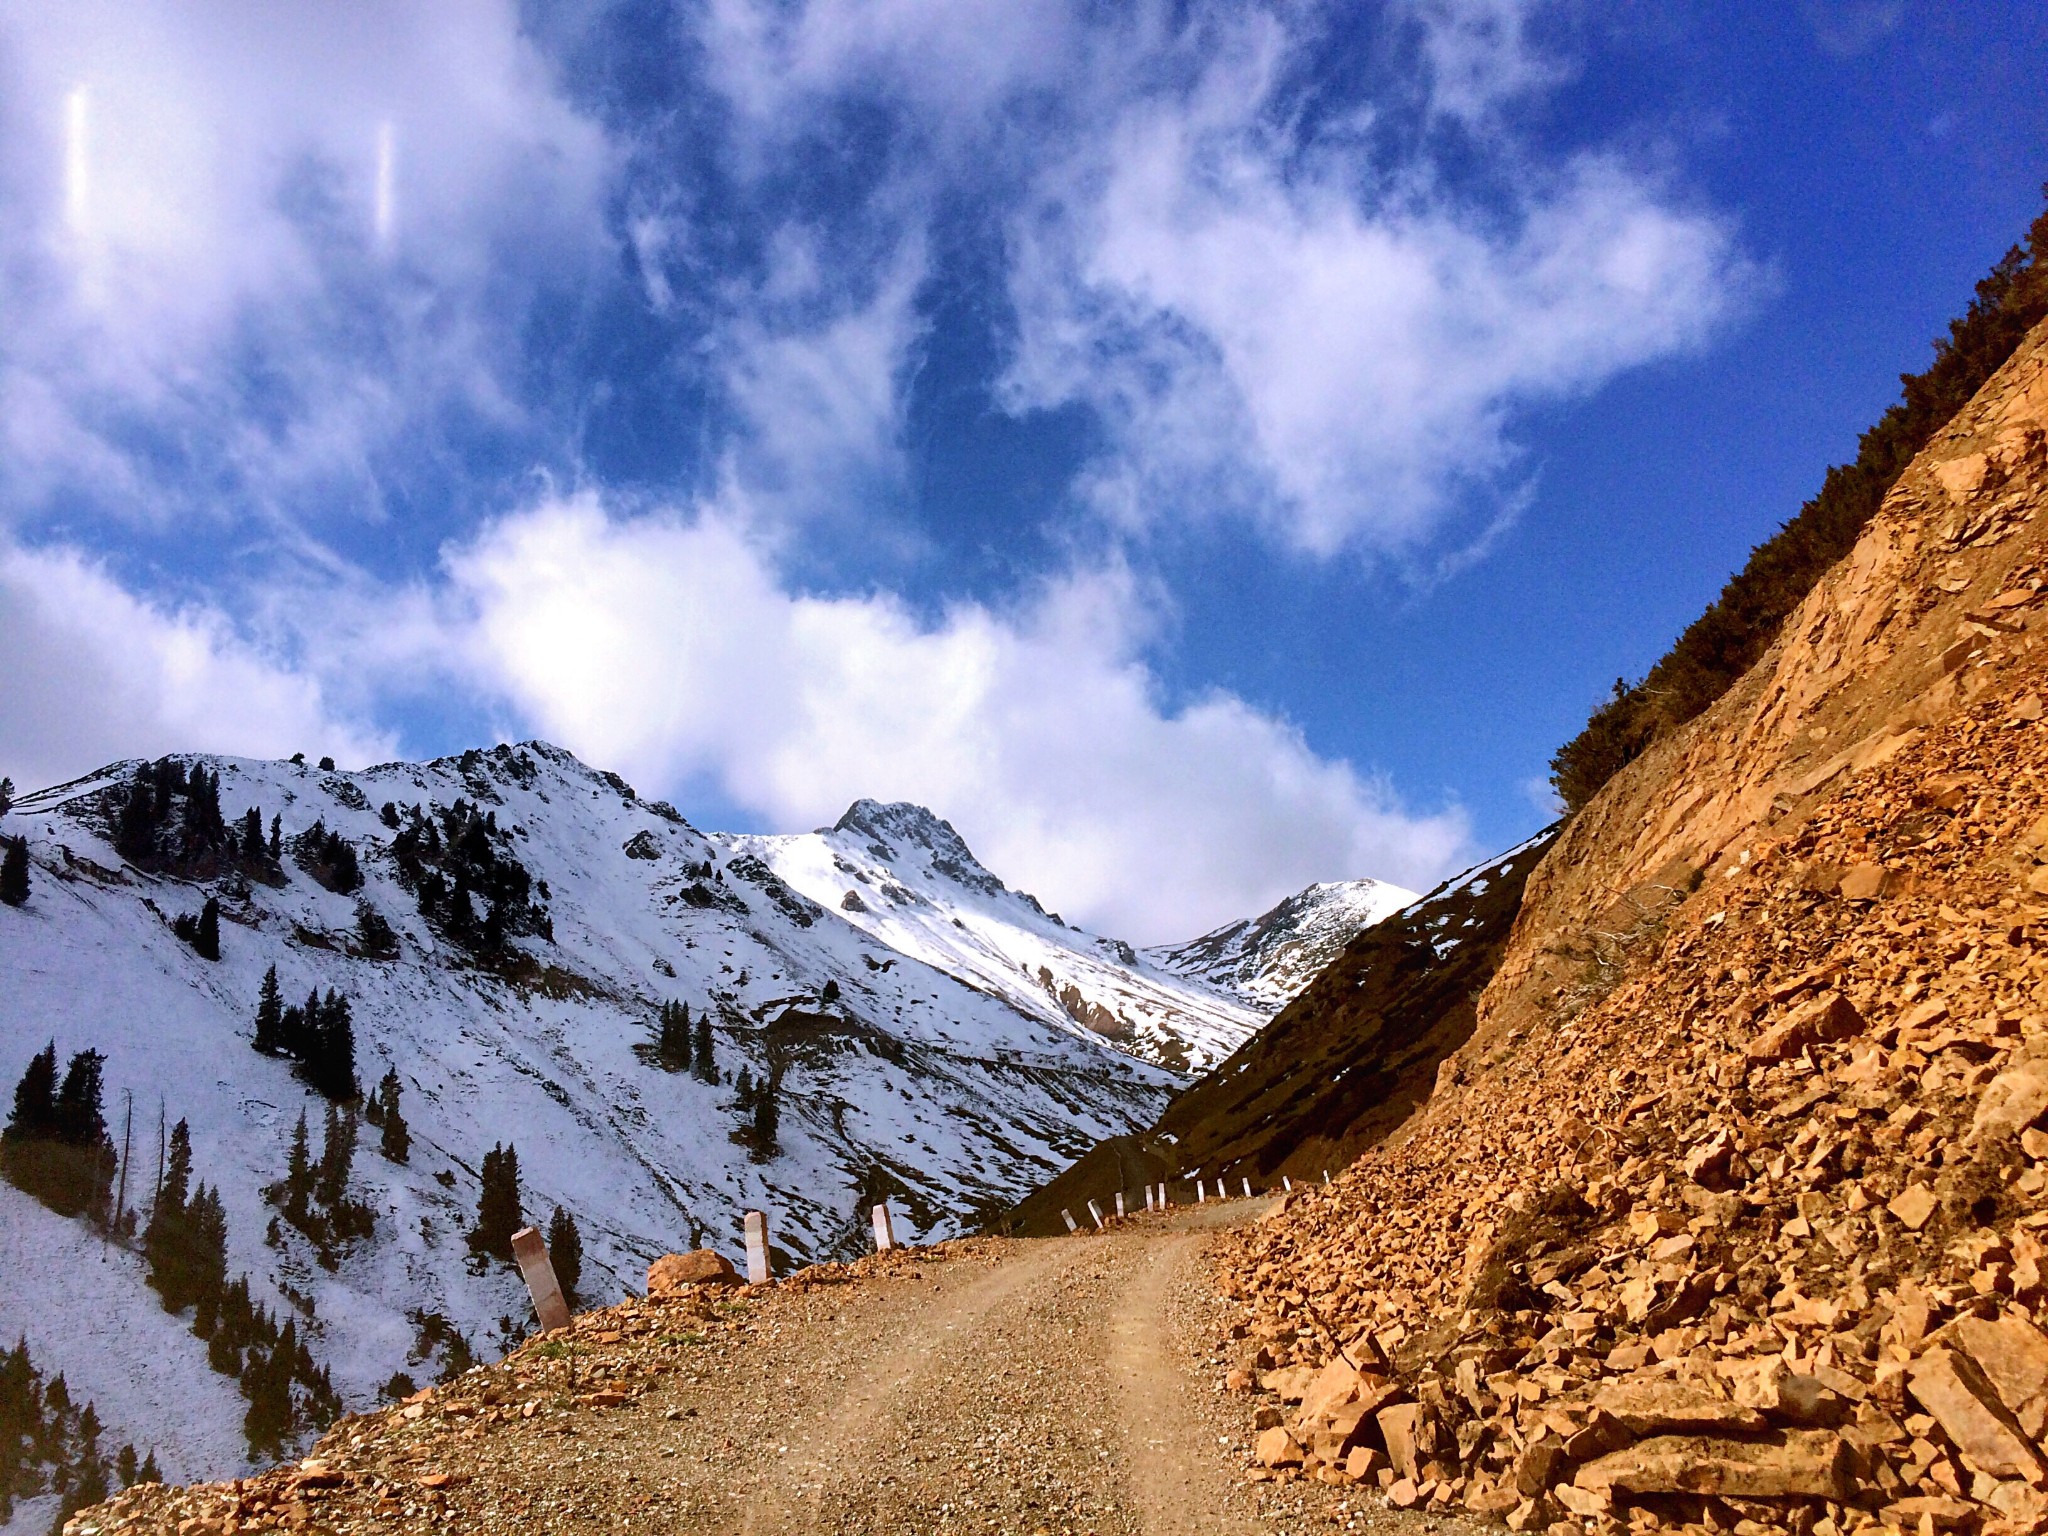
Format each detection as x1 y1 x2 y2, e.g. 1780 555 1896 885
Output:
739 1236 1093 1534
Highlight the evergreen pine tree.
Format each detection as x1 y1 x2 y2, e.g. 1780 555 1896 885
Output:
0 1337 33 1519
281 989 319 1064
115 772 155 862
116 1443 137 1487
4 1043 59 1146
374 1070 409 1165
193 897 221 962
655 1001 688 1069
144 1121 199 1310
547 1206 582 1304
314 1106 354 1211
692 1007 715 1083
306 991 357 1102
749 1071 780 1161
0 837 27 907
145 1121 191 1244
241 807 265 862
252 967 284 1055
281 1112 312 1225
241 1338 294 1457
186 1184 229 1313
0 776 12 816
182 768 224 848
267 816 281 862
139 1450 160 1484
468 1143 521 1261
48 1051 113 1217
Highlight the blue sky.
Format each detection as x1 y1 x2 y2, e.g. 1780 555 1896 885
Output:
0 0 2042 942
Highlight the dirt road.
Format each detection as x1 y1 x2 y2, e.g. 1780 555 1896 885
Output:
87 1204 1470 1535
734 1201 1265 1535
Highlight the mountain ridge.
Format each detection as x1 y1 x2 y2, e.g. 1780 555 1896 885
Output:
0 740 1190 1490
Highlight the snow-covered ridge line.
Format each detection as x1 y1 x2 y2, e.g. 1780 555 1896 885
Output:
732 799 1265 1074
1143 876 1418 1010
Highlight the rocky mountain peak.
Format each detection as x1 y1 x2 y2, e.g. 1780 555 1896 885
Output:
828 800 1005 896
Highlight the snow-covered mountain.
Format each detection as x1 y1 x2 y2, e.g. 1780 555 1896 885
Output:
733 801 1263 1073
1144 877 1418 1010
0 744 1191 1490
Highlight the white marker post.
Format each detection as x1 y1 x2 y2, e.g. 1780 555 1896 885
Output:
1282 1175 1293 1192
743 1209 772 1285
1144 1186 1155 1212
1086 1198 1105 1229
1115 1190 1127 1219
1323 1170 1331 1186
1061 1207 1079 1232
872 1202 895 1252
1241 1176 1251 1198
1196 1180 1206 1204
1158 1182 1168 1208
510 1226 572 1333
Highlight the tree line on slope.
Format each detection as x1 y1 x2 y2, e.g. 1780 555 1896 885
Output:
251 966 359 1103
467 1140 582 1304
2 1045 341 1460
0 1337 158 1536
641 996 783 1159
1550 183 2048 815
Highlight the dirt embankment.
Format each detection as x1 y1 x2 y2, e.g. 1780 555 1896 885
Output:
1208 322 2048 1536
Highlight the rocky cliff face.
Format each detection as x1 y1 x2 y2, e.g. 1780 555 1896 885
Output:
1211 322 2048 1536
1483 322 2048 1055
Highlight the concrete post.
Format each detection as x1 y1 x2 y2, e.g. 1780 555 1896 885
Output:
1196 1180 1206 1203
1283 1175 1293 1192
1061 1207 1078 1232
1241 1176 1252 1198
1323 1170 1331 1185
510 1226 571 1333
743 1209 771 1285
1144 1186 1154 1212
872 1202 895 1252
1115 1190 1126 1219
1086 1198 1105 1229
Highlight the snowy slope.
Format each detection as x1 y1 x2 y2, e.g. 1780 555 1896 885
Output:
1144 877 1417 1010
733 800 1264 1073
0 744 1180 1484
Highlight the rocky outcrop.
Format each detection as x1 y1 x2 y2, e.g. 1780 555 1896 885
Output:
1214 322 2048 1536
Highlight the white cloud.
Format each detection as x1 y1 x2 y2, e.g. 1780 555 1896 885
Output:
1001 5 1758 555
1401 0 1570 123
0 0 612 522
718 231 930 526
700 0 1083 149
0 539 393 793
432 492 1468 942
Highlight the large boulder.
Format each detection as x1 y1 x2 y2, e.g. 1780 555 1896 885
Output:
1573 1430 1853 1500
647 1249 740 1293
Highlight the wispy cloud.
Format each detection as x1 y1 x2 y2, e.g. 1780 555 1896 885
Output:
1000 3 1757 555
421 491 1470 941
0 1 612 527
